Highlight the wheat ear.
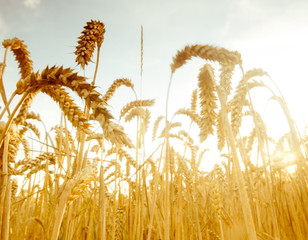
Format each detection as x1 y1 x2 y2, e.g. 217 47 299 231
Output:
42 85 91 131
159 121 181 138
75 20 105 69
2 38 33 79
198 64 218 142
190 89 198 112
119 99 155 119
171 44 242 73
152 116 164 141
21 121 40 139
125 107 150 133
216 109 225 151
175 108 201 126
219 65 235 96
102 78 135 104
230 68 266 137
16 66 133 147
13 92 38 125
26 111 41 121
177 129 194 144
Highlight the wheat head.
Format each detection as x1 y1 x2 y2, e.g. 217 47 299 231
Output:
170 44 242 73
75 20 106 69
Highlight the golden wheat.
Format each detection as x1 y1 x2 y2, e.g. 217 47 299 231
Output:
16 65 133 147
230 68 266 137
119 99 155 119
13 92 37 125
102 78 134 104
159 121 182 138
175 108 201 126
170 44 242 73
190 89 198 113
152 115 164 141
75 20 105 69
219 65 235 96
216 109 226 151
177 129 194 145
2 38 33 79
42 85 91 131
1 20 307 240
198 64 218 142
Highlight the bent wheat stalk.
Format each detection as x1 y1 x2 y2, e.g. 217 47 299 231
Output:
0 91 17 121
0 89 33 148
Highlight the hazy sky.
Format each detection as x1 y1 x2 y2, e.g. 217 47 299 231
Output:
1 0 308 140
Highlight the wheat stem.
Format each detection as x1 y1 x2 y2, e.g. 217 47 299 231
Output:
140 25 143 98
213 67 258 240
0 48 10 115
2 179 11 240
0 134 10 239
50 180 73 240
0 90 17 120
0 89 32 148
165 73 174 122
92 46 100 86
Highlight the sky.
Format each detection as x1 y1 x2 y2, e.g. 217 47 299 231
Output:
1 0 308 162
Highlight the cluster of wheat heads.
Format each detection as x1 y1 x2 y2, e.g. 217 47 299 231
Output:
165 45 308 239
0 20 308 240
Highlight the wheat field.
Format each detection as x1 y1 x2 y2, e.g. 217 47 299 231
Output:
0 20 307 240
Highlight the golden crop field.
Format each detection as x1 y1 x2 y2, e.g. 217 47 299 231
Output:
0 20 307 240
